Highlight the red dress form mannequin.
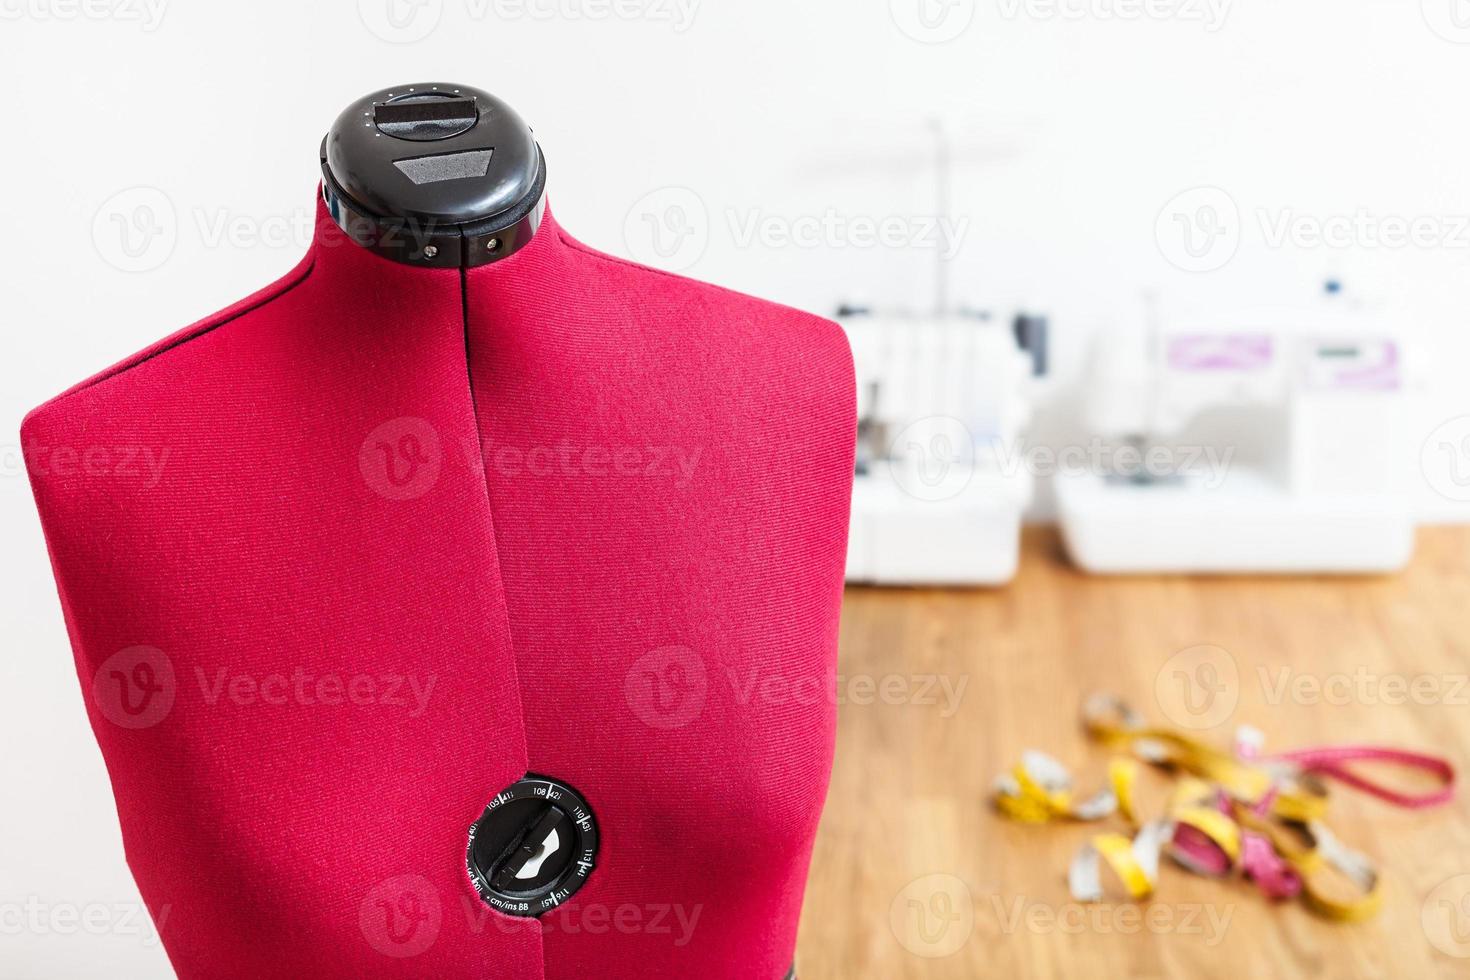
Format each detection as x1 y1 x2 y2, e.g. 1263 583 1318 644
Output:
23 85 854 979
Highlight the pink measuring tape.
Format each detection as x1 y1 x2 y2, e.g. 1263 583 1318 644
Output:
1267 745 1456 810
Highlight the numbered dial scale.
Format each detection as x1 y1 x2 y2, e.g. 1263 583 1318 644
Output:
466 775 598 917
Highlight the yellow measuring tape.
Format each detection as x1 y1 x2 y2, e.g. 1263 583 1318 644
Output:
1081 694 1329 822
992 694 1426 921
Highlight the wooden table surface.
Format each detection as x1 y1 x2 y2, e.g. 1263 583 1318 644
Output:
797 527 1470 979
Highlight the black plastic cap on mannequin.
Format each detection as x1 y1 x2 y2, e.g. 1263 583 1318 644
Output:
320 82 547 269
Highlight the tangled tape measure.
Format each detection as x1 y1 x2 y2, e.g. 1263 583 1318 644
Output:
992 694 1455 920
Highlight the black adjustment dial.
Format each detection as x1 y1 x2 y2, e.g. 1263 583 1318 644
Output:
466 775 598 917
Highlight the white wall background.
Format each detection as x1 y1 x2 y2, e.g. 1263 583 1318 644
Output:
3 1 1470 975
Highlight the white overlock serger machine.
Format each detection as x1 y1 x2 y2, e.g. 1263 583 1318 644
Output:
830 114 1045 585
1056 290 1416 575
843 311 1037 585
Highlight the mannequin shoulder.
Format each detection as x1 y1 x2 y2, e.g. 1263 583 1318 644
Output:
21 254 315 447
550 230 855 379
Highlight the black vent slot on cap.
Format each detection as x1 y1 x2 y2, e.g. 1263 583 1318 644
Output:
374 96 479 141
392 149 494 185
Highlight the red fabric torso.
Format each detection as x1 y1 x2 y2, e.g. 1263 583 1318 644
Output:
23 197 855 979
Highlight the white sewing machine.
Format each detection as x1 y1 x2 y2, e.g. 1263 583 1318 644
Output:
843 313 1035 585
1055 301 1415 575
